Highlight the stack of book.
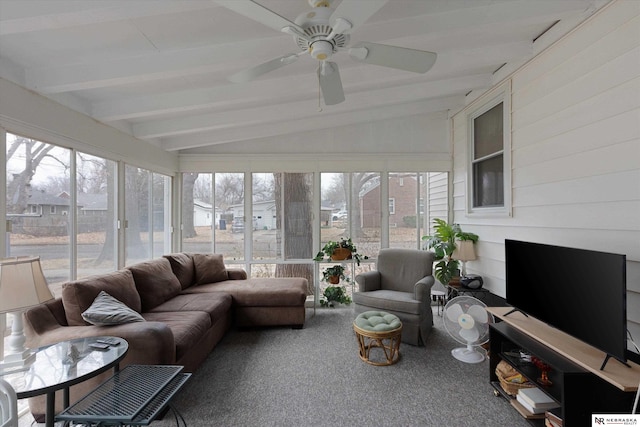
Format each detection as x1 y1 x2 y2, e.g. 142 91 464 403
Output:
510 387 560 420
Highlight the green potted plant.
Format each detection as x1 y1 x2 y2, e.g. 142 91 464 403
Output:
320 285 352 307
313 237 368 265
322 265 349 284
422 218 478 285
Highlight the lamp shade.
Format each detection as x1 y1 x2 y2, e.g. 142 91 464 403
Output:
452 240 476 262
0 256 54 314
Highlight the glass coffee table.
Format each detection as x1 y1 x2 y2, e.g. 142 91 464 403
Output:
0 335 128 427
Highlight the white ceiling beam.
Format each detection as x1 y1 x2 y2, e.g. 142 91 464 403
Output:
93 59 493 121
160 96 463 151
21 0 554 95
23 36 288 93
344 0 591 46
0 1 220 35
133 76 490 139
90 37 521 123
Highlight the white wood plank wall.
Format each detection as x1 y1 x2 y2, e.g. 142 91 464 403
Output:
451 0 640 353
426 172 449 236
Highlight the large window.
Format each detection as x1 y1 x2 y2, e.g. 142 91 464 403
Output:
6 134 71 286
76 152 118 278
5 133 173 289
124 166 171 265
389 173 419 249
214 173 245 262
182 173 213 253
467 84 511 215
252 173 276 260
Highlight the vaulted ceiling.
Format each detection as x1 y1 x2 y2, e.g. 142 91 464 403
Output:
0 0 609 154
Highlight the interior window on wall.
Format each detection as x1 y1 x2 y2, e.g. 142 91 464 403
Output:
252 173 276 261
182 173 213 253
5 133 71 291
467 84 511 215
76 152 117 278
472 102 504 208
214 173 244 261
389 173 419 249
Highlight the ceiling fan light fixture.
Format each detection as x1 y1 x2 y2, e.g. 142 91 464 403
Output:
308 0 333 8
310 40 334 61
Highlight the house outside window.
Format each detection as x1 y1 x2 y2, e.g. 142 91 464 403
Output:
50 205 56 214
467 83 511 216
389 198 395 215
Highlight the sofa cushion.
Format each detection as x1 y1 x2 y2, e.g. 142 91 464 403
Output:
149 292 232 325
193 253 228 285
142 311 212 362
82 291 146 326
182 278 307 307
62 269 141 326
128 258 182 312
163 253 195 290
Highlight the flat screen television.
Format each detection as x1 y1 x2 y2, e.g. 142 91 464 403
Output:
505 239 627 369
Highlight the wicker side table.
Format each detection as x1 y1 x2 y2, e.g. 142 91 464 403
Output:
353 311 402 366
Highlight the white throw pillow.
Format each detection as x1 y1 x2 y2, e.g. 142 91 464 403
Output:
82 290 145 326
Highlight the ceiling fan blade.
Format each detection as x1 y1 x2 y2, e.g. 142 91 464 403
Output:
215 0 305 34
330 0 387 34
317 62 345 105
229 54 299 83
349 42 437 74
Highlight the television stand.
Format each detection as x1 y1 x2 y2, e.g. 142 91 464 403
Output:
600 353 632 371
488 307 640 426
503 307 528 318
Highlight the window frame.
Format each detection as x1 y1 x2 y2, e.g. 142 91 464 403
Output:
466 83 512 217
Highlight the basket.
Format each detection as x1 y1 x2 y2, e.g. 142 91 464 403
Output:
495 360 535 396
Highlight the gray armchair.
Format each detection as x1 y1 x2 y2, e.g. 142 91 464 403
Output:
353 248 435 346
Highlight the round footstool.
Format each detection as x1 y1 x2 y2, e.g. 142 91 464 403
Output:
353 311 402 366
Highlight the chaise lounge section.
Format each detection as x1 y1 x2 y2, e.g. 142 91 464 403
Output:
23 252 307 420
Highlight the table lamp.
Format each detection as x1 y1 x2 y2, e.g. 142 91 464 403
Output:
0 256 54 372
452 240 476 277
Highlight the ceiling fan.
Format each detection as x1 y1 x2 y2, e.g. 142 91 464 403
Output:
215 0 437 105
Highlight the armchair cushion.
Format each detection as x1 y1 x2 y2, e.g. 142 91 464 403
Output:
353 290 422 315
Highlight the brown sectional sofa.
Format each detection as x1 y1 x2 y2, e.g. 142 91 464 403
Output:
23 252 308 420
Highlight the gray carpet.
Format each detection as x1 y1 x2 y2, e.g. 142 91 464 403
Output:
150 307 530 427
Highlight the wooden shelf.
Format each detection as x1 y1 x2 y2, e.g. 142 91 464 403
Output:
489 315 637 426
488 306 640 392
